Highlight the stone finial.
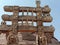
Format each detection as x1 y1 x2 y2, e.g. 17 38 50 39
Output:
36 0 40 7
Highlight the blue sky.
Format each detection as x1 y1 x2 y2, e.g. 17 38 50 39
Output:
0 0 60 41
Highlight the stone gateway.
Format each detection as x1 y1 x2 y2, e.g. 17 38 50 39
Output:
0 0 60 45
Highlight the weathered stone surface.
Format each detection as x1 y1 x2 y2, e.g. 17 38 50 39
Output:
0 33 7 45
21 32 36 41
0 0 60 45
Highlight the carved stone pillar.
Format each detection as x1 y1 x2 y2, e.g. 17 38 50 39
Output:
7 6 19 45
38 30 47 45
